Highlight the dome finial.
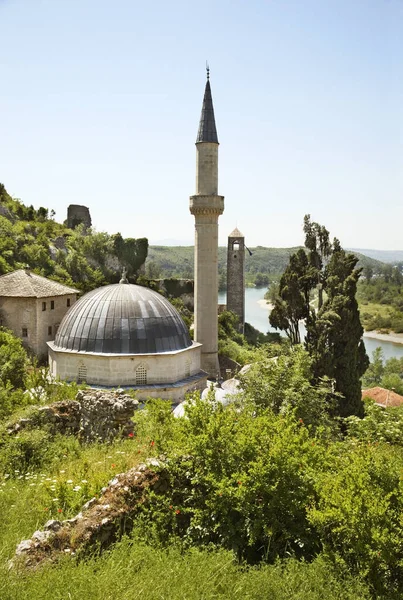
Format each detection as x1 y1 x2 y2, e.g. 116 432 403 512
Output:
119 267 128 284
206 60 209 81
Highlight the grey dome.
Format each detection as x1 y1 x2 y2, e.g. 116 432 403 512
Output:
54 284 192 354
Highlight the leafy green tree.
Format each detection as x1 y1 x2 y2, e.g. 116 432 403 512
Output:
303 215 332 309
362 347 384 387
269 249 315 344
0 327 28 389
306 245 369 417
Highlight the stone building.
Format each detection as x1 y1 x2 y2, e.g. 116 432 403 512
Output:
48 280 207 401
67 204 92 229
0 268 79 359
189 69 224 376
226 227 245 332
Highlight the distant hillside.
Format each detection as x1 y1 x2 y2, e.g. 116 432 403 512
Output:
348 248 403 264
147 245 384 287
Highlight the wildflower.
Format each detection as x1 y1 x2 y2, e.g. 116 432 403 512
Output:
175 509 181 514
81 479 88 484
44 507 49 511
73 486 82 492
57 508 62 513
59 470 65 474
66 479 73 484
150 440 155 447
237 481 242 486
111 464 116 468
128 432 134 438
169 505 173 509
299 418 304 424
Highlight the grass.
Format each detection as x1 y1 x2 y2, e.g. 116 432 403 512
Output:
1 537 371 600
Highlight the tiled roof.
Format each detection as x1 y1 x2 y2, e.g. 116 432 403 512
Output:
229 227 244 238
0 269 79 298
362 386 403 408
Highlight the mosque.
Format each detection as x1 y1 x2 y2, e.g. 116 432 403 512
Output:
47 71 246 401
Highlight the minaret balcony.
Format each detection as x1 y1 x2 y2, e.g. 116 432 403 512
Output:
189 195 224 217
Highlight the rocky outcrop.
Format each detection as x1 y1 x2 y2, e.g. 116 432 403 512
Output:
12 459 167 569
6 389 139 442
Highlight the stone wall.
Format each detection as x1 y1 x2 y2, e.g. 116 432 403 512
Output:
12 459 167 569
0 293 77 359
7 389 139 442
48 342 205 400
67 204 92 230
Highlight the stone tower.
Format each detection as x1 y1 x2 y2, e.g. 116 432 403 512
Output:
189 70 224 376
226 228 245 332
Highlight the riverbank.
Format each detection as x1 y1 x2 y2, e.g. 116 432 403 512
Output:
257 297 403 347
363 331 403 346
257 298 274 311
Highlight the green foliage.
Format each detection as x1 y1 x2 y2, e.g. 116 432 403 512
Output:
357 265 403 332
307 245 369 417
240 345 337 430
347 398 403 445
217 311 256 364
146 244 382 289
362 348 403 394
0 540 371 600
307 443 403 597
269 217 368 418
0 328 28 389
0 184 148 292
270 248 315 344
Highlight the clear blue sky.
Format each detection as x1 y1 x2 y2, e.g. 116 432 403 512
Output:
1 0 402 249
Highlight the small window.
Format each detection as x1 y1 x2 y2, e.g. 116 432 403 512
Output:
51 300 55 310
48 326 52 336
67 298 71 307
232 241 240 252
22 328 28 337
78 364 87 384
42 302 46 311
135 365 147 385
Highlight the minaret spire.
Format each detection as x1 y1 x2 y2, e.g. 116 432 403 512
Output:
189 70 224 376
196 66 218 144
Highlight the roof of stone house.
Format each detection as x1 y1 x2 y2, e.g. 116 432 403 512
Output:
0 269 80 298
196 78 218 144
362 386 403 408
229 227 244 238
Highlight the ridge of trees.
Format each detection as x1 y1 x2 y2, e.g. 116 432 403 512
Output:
146 244 383 290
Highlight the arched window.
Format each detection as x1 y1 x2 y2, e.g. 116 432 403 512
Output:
136 364 147 385
232 240 239 252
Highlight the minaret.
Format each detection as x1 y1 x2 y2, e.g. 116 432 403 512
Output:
189 68 224 376
227 228 245 333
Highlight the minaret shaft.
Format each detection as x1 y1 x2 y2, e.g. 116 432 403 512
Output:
190 75 224 376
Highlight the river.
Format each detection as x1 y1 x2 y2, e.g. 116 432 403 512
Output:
218 288 403 361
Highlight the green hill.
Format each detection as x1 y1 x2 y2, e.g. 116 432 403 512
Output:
147 245 384 288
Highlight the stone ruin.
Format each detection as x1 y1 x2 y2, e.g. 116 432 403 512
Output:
12 459 168 569
67 204 92 230
7 389 139 443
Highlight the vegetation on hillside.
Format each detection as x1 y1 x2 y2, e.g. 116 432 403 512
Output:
147 244 382 290
0 184 148 292
2 348 403 598
357 264 403 332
